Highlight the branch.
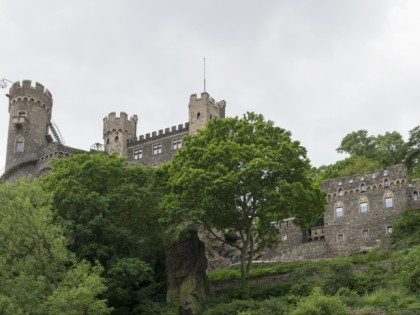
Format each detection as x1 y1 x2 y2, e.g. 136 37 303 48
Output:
200 220 242 251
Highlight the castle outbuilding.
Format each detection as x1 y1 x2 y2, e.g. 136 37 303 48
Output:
262 164 420 261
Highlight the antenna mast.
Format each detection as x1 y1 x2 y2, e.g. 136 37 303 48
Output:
203 57 206 92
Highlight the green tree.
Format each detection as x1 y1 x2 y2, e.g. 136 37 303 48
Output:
0 179 110 314
163 113 325 292
43 153 164 268
42 153 166 313
336 130 376 157
106 258 154 312
374 131 406 167
405 125 420 179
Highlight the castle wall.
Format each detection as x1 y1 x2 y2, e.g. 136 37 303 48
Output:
322 164 407 253
265 165 415 262
127 123 189 166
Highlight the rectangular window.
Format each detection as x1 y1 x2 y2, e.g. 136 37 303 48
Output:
153 143 162 155
335 207 343 217
172 138 182 150
385 197 393 208
337 234 344 241
359 202 368 213
134 149 142 160
387 226 393 234
16 141 24 152
362 230 369 237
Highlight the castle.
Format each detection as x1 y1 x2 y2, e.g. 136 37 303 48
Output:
0 80 225 182
1 80 419 261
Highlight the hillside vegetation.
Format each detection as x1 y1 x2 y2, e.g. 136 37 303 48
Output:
203 208 420 315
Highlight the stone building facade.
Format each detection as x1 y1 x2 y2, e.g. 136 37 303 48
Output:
103 92 226 166
263 164 420 261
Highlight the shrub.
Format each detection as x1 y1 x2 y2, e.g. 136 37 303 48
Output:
392 206 420 247
203 299 258 315
237 297 293 315
291 287 349 315
396 245 420 293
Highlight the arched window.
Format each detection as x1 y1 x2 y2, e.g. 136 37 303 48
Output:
384 178 389 188
106 138 110 145
196 112 201 119
282 234 288 241
414 191 418 201
115 136 119 142
361 183 366 192
15 136 24 152
338 188 343 197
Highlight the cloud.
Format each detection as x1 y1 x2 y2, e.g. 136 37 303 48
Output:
1 0 419 173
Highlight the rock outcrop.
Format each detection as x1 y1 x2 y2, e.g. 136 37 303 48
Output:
166 229 210 315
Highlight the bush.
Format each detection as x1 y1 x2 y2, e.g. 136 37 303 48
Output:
358 287 420 314
291 287 349 315
396 245 420 293
203 299 258 315
321 262 355 295
238 297 293 315
392 206 420 247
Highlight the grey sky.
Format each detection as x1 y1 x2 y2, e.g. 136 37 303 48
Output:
1 0 420 173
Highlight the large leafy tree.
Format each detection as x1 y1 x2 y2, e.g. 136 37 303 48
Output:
332 126 420 180
43 153 164 267
42 153 166 313
0 179 110 315
163 113 325 291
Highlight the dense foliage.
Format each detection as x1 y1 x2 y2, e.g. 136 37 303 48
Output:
316 125 420 183
41 153 168 314
163 113 325 291
0 179 111 314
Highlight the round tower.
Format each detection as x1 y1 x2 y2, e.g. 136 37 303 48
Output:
103 112 137 157
5 80 53 175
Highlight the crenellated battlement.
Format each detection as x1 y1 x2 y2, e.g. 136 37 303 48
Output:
128 122 189 145
321 164 408 196
103 112 138 124
190 92 226 109
8 80 53 107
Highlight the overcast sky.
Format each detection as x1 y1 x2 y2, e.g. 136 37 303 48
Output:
1 0 420 173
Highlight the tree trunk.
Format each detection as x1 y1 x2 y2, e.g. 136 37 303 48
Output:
240 242 250 297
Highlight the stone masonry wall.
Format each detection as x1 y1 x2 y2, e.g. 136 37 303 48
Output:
127 124 189 166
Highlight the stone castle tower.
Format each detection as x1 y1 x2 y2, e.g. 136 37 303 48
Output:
104 92 226 166
188 92 226 135
5 80 53 177
1 80 77 182
103 112 138 157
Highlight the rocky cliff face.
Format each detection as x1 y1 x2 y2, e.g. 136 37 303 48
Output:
166 229 210 315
